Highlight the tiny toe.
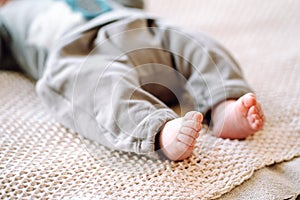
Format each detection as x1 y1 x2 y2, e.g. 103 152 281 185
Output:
240 93 257 108
248 115 255 123
183 111 203 121
183 111 198 120
193 112 203 122
252 114 260 121
252 123 259 130
180 127 200 139
252 120 261 130
254 104 265 122
182 120 201 132
177 133 196 146
248 106 258 115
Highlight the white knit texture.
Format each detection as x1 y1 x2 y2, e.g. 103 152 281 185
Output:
1 0 300 199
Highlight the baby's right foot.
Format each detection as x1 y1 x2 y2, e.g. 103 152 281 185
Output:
212 93 265 139
159 111 203 161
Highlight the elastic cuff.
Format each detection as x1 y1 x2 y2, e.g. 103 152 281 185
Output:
136 108 178 159
210 85 253 109
202 85 253 125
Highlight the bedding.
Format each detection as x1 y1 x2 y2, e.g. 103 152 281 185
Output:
1 0 300 199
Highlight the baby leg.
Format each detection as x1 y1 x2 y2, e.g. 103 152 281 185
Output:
155 23 265 139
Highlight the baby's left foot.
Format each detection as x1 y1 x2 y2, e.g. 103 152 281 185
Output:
159 111 203 161
212 93 265 139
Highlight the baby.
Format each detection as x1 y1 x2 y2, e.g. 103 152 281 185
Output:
0 0 264 161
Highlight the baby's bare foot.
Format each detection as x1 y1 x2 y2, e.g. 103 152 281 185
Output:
159 111 203 161
212 93 265 139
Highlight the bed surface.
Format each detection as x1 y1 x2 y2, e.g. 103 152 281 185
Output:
1 0 300 199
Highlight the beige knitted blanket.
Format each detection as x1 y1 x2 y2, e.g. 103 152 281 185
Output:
1 0 300 199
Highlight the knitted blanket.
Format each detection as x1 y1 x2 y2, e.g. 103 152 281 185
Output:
1 0 300 199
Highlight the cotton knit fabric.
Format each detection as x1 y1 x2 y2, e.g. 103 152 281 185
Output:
1 0 300 199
